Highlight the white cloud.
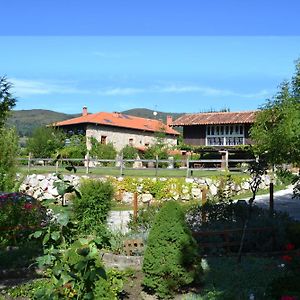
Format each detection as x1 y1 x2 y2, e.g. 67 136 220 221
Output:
158 84 271 98
10 78 89 97
97 87 145 96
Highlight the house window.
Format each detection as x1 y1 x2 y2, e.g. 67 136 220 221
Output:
206 124 245 146
129 138 134 146
100 136 107 144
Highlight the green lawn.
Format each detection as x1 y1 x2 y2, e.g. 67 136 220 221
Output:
18 165 245 178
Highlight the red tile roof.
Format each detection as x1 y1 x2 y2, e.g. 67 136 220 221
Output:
172 111 257 126
54 112 180 135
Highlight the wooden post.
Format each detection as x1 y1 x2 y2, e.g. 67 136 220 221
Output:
133 192 138 222
120 152 124 177
186 156 190 178
86 152 90 174
155 155 159 178
201 187 207 206
27 152 32 173
269 182 274 216
201 187 207 222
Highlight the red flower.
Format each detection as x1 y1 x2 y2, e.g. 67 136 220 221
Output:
281 296 297 300
285 243 295 251
23 203 33 210
282 255 293 263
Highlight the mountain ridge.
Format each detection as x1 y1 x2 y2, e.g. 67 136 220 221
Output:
7 108 185 136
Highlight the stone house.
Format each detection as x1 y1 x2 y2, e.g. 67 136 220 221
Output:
54 107 179 151
171 111 257 148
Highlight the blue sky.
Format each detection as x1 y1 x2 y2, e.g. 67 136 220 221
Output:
1 1 300 114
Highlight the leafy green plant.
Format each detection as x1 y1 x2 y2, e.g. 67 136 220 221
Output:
128 203 162 233
73 179 114 239
34 237 112 299
143 201 201 298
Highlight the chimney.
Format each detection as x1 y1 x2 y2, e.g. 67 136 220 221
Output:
166 115 173 127
82 106 88 116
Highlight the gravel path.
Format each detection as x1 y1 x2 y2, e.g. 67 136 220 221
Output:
249 186 300 220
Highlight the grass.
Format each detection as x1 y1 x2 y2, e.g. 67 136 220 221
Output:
232 184 288 200
17 165 245 178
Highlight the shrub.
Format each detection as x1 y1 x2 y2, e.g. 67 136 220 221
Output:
73 179 114 237
90 139 117 160
143 201 201 298
121 145 138 167
0 193 46 244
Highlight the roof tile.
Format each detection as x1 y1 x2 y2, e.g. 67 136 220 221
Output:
54 112 180 135
172 111 257 126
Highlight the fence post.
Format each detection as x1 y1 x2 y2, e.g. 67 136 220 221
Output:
133 192 138 222
86 152 90 174
186 156 190 178
120 152 124 177
27 152 32 173
55 159 59 173
155 155 158 178
269 182 274 216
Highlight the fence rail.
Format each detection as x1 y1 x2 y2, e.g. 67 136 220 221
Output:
17 156 255 177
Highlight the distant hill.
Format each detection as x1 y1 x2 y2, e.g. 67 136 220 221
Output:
122 108 184 123
7 108 185 136
7 109 80 136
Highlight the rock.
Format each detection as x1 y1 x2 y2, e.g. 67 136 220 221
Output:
140 193 153 203
241 181 250 190
140 291 158 300
39 179 49 191
205 178 213 186
37 174 45 181
33 190 42 199
64 192 76 203
191 187 202 199
48 186 59 197
263 175 271 186
210 184 218 196
28 175 39 187
133 160 143 168
41 192 54 200
185 178 194 184
122 192 134 204
182 187 189 194
171 192 180 200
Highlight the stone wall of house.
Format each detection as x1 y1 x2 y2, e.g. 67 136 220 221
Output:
86 124 177 151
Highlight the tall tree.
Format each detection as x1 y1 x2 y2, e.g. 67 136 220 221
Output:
250 61 300 165
0 76 16 127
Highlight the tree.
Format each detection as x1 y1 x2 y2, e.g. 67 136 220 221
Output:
250 60 300 165
0 128 19 191
0 76 16 128
27 126 66 158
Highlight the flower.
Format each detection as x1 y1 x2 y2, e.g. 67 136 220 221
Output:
23 203 33 210
285 243 295 251
281 296 298 300
282 255 293 263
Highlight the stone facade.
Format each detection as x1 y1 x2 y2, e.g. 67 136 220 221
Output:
86 124 177 151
